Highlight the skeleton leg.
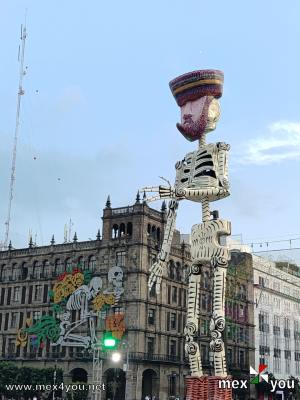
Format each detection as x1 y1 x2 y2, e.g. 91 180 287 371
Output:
191 218 231 379
184 263 202 377
210 256 228 377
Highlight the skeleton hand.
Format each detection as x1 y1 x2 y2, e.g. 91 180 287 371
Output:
142 185 185 202
148 259 166 294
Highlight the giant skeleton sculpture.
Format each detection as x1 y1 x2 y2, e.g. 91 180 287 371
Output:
143 70 232 400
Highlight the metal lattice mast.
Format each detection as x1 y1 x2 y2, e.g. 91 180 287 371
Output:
92 346 103 400
2 24 27 249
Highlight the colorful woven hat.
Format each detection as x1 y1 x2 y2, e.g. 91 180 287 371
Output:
169 69 224 106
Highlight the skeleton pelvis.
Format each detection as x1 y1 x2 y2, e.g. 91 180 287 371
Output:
191 219 231 262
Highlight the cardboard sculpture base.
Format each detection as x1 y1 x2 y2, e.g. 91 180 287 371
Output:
185 376 208 400
208 376 232 400
185 375 232 400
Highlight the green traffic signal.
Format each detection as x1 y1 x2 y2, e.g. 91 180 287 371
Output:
103 333 117 349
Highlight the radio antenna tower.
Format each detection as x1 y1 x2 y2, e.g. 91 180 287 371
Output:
2 23 27 250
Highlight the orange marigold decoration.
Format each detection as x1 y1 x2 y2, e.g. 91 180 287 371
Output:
105 313 125 339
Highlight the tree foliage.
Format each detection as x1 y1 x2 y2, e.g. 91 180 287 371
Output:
0 362 63 398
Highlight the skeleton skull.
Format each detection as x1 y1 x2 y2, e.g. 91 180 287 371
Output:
89 276 102 297
108 266 123 288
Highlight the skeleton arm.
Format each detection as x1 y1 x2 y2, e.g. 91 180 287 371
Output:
217 142 230 189
148 200 179 294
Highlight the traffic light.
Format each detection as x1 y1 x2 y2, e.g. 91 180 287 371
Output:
102 332 118 350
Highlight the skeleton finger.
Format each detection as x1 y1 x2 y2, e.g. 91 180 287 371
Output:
144 195 162 203
141 186 160 192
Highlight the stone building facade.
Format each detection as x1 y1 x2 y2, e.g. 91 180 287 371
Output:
253 255 300 381
0 197 255 399
0 197 190 400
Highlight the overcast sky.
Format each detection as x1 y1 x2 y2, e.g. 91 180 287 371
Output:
0 1 299 262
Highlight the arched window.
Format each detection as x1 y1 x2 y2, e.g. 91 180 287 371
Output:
77 256 85 270
127 222 133 236
151 226 156 239
240 284 247 300
176 262 181 281
1 264 9 281
21 262 28 280
168 260 175 279
112 224 119 238
43 260 51 277
157 227 161 242
65 258 72 271
88 255 97 271
120 223 126 237
12 263 20 280
55 259 64 275
147 224 151 236
33 261 42 279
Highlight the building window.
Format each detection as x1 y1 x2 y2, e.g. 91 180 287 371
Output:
239 304 245 319
150 285 156 297
228 348 233 365
43 260 51 276
33 311 41 321
34 286 43 302
239 327 244 342
12 264 19 280
77 256 85 270
11 312 18 328
116 252 126 267
33 262 42 279
168 261 175 279
203 271 210 289
172 287 177 303
148 309 155 325
274 357 281 373
239 350 245 367
170 313 177 330
274 348 281 358
259 276 265 287
201 344 209 363
147 337 154 355
13 287 20 302
170 340 177 356
1 265 9 281
8 338 15 355
88 255 97 271
65 258 72 271
167 286 171 304
201 293 208 311
55 259 64 275
200 319 209 336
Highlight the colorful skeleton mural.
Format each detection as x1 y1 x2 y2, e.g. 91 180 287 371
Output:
16 263 126 351
143 70 232 400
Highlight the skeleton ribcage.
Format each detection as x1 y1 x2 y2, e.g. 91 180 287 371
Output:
66 287 90 311
175 145 220 191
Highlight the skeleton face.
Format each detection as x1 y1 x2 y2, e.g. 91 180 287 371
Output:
89 276 102 297
176 97 220 141
108 266 123 288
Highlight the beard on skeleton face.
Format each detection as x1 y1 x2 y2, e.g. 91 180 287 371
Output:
176 96 213 142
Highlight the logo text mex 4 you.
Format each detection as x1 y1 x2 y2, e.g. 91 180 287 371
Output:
218 364 296 392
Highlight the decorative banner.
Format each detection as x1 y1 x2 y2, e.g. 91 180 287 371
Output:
16 262 126 349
